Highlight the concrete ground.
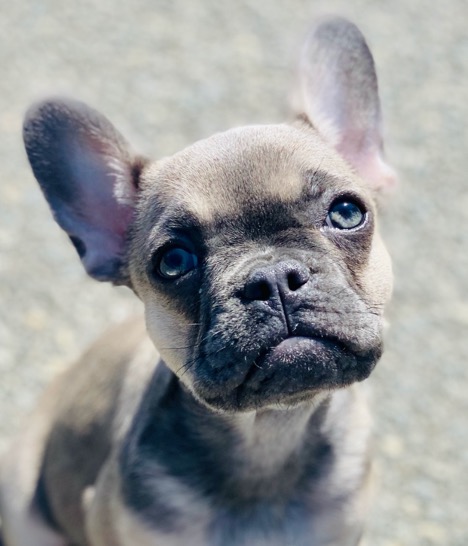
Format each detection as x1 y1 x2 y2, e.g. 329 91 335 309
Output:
0 1 467 544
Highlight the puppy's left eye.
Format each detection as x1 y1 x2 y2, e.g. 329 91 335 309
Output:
156 247 198 280
326 200 366 230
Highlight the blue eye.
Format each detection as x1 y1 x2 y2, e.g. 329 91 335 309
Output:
156 247 198 280
326 200 366 230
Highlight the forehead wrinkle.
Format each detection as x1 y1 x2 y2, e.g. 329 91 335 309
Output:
176 155 304 222
177 150 311 223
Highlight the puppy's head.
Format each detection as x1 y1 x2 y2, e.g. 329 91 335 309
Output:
24 18 394 412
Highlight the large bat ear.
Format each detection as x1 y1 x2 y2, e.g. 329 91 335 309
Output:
23 98 145 284
292 17 396 192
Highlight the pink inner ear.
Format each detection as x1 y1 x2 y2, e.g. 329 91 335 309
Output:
70 135 135 229
338 139 397 192
301 95 397 192
59 134 137 281
297 81 396 192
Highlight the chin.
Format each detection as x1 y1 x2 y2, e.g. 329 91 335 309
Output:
193 336 382 412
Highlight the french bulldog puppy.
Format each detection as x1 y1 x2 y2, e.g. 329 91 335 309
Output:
0 17 395 546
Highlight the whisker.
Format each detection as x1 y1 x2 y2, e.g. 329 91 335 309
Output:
176 340 228 378
158 344 200 350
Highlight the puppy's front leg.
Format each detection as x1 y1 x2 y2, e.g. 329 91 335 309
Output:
0 399 68 546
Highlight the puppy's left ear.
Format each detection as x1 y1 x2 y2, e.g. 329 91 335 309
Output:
23 98 145 285
292 17 396 192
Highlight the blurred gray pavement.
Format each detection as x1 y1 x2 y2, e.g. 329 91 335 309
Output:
0 1 467 544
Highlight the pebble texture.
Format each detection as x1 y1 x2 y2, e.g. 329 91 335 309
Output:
0 1 467 544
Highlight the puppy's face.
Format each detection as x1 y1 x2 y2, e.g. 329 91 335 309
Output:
129 123 392 411
23 19 395 412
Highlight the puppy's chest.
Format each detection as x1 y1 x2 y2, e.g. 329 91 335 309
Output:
122 475 357 546
127 498 320 546
205 502 316 546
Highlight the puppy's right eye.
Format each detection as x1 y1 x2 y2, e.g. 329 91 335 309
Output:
155 247 199 280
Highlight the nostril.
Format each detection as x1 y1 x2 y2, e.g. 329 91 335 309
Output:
244 278 273 301
287 268 309 291
243 261 309 302
255 280 272 301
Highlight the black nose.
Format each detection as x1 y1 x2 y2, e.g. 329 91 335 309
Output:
243 260 310 302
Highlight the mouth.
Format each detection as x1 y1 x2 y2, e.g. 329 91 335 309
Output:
253 335 348 369
200 334 380 411
238 335 349 393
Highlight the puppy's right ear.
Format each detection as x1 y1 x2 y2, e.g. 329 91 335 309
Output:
23 98 145 285
292 17 396 193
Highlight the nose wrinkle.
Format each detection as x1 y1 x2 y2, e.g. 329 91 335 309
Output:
277 284 295 336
